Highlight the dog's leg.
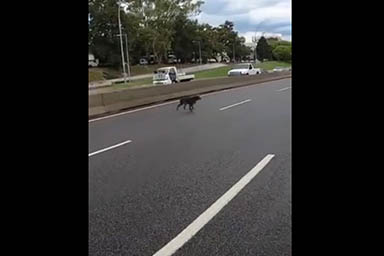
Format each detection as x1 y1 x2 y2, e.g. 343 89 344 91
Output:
183 103 187 110
176 102 182 110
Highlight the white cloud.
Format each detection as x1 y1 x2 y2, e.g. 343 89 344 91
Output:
283 34 292 41
201 0 289 15
224 0 287 14
197 0 291 40
248 1 291 24
239 31 284 43
196 12 248 27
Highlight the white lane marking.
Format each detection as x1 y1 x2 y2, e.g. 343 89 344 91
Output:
276 87 291 92
152 154 275 256
89 78 291 122
89 101 178 123
219 99 252 111
88 140 132 157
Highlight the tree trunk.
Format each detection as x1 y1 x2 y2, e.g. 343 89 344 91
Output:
152 40 157 64
164 48 168 64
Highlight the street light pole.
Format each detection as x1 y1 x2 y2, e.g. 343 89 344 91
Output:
123 34 131 80
255 41 257 63
193 40 202 65
252 35 257 63
233 40 235 63
252 25 263 63
118 4 127 84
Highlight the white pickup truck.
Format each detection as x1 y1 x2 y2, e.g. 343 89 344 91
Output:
227 63 261 76
153 66 195 85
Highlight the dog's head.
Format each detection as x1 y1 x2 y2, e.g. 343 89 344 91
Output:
194 95 202 101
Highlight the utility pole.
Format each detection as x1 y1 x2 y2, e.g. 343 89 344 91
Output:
252 35 257 63
233 41 235 63
192 41 202 65
117 4 127 83
124 33 131 80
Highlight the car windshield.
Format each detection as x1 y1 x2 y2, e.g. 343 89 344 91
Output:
154 70 168 80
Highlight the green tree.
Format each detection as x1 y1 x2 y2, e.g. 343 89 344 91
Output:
89 0 203 65
272 45 291 62
196 23 220 63
256 36 272 62
89 1 253 67
172 16 198 63
268 39 291 49
89 0 123 67
234 36 252 61
129 0 203 63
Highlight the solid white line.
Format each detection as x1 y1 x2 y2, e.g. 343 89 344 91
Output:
88 140 132 157
152 154 275 256
89 101 178 123
276 87 291 92
219 99 252 111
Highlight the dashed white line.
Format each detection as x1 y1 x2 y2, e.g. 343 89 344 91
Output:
152 154 275 256
88 140 132 157
276 87 291 92
219 99 252 111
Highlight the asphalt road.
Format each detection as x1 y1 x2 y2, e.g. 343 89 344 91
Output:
89 78 291 256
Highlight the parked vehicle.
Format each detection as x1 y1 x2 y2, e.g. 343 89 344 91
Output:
153 66 195 85
227 63 261 76
149 55 158 64
207 58 217 63
167 55 178 64
139 58 148 65
191 58 201 63
220 57 230 63
88 54 99 67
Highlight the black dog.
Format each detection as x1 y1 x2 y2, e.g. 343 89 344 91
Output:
176 95 202 111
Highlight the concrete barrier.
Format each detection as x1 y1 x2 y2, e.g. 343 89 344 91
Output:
89 94 104 108
89 71 291 119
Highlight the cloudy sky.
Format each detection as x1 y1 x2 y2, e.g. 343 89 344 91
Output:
195 0 291 42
